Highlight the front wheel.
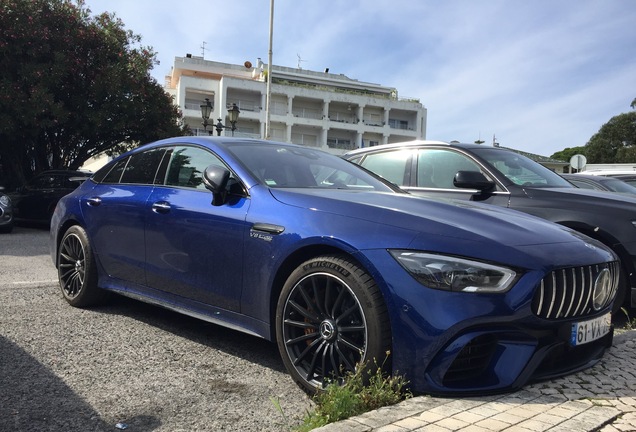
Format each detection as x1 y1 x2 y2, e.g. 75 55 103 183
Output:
57 225 105 307
276 255 392 394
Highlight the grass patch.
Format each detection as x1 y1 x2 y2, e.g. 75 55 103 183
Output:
294 355 412 431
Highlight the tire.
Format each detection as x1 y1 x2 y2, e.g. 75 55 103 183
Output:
57 225 104 307
276 255 392 394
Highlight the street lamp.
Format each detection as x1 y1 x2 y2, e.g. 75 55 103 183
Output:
214 103 241 136
201 99 241 136
200 98 213 134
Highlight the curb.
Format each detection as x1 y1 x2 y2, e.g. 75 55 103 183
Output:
313 329 636 432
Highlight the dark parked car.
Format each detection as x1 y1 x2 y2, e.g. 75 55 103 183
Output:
0 187 13 233
51 137 619 396
344 140 636 314
597 173 636 188
562 173 636 195
10 170 91 224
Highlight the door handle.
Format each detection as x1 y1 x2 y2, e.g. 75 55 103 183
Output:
151 201 171 214
86 197 102 206
252 222 285 234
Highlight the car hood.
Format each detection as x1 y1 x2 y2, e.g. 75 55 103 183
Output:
269 188 593 248
524 186 636 207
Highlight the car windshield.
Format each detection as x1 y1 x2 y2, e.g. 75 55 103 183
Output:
227 142 396 191
473 148 573 188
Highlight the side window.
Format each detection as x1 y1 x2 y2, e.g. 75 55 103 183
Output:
569 180 597 190
120 148 167 184
417 149 483 189
164 146 224 190
96 148 167 185
99 157 129 184
29 174 61 189
359 150 412 186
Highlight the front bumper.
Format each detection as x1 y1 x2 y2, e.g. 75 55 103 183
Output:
363 250 617 395
408 320 612 395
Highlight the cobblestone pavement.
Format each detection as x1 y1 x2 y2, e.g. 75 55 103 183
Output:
315 330 636 432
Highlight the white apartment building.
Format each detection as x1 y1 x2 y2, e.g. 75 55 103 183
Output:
164 55 427 154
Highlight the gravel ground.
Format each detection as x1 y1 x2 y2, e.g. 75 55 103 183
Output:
3 226 633 432
0 226 313 431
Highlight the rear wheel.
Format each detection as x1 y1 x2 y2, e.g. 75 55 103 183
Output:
58 225 105 307
276 255 392 394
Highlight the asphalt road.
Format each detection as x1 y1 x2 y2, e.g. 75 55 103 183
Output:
0 225 312 431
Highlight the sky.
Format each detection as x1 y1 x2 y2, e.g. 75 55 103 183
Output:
81 0 636 157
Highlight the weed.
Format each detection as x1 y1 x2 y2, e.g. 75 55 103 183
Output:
270 396 292 430
294 354 412 431
620 307 636 330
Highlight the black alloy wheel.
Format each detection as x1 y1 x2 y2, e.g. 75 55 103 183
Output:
58 225 103 307
276 255 391 394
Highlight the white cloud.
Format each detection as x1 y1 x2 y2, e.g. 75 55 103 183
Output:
82 0 636 157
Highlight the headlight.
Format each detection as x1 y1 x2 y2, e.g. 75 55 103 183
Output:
390 250 517 293
0 195 9 207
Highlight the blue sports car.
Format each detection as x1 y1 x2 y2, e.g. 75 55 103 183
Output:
50 137 619 395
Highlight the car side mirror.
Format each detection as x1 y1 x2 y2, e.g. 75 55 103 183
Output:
203 165 230 205
453 171 496 192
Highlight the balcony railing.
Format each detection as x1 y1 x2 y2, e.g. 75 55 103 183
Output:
292 108 322 120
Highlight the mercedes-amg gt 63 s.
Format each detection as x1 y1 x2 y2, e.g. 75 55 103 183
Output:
51 137 618 395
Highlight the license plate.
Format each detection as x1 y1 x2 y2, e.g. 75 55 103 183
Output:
570 312 611 346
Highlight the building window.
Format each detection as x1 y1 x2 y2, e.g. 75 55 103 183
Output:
388 119 409 130
291 133 319 147
185 91 213 111
327 138 354 150
363 114 383 127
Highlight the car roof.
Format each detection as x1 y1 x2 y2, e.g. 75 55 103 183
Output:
342 140 510 157
143 136 304 152
578 169 636 176
344 140 450 155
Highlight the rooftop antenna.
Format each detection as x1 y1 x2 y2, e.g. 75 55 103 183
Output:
297 53 307 69
201 41 207 58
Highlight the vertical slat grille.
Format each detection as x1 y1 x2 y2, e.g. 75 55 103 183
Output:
532 261 620 319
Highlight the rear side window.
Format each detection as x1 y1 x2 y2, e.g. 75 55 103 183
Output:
120 149 167 184
94 158 128 184
568 179 597 190
29 174 63 189
95 148 167 185
359 150 412 186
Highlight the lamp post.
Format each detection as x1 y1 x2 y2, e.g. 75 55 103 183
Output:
215 103 241 136
200 100 241 136
200 98 213 134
